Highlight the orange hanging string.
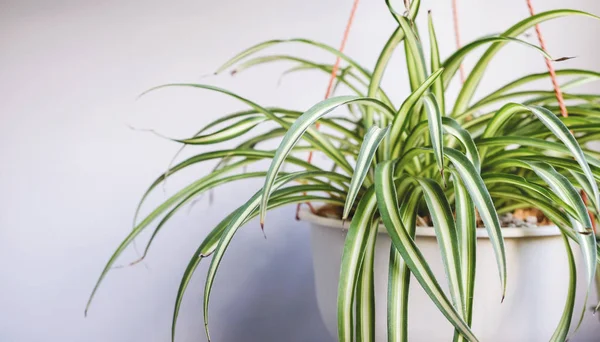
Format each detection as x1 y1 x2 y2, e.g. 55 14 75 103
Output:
525 0 596 233
451 0 465 83
525 0 568 118
307 0 360 164
296 0 361 219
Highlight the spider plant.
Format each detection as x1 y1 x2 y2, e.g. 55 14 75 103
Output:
87 1 600 341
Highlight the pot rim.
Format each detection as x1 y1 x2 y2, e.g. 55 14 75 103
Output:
299 209 561 239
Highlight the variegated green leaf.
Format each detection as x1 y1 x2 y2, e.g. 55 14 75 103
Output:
415 178 464 317
343 125 390 220
525 161 592 229
422 93 445 181
215 38 371 78
442 35 552 89
428 11 445 114
390 68 444 152
260 95 395 227
402 117 480 172
375 160 478 342
450 170 476 342
443 148 506 300
453 9 600 114
480 69 600 104
483 103 600 211
203 171 349 340
524 162 596 305
355 217 379 342
171 192 345 341
387 187 421 342
337 187 379 342
177 116 265 144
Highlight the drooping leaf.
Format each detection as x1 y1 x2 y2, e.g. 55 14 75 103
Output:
442 148 506 300
203 171 350 340
355 217 379 342
260 96 395 226
387 186 421 342
450 170 476 342
375 160 478 342
337 187 379 342
343 125 390 220
415 178 464 316
453 9 600 114
422 93 445 181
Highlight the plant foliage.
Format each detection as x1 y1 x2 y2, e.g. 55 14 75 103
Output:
89 2 600 341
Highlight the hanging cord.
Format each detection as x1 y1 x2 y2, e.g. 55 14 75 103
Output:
525 0 568 118
525 0 596 233
295 0 361 219
451 0 465 83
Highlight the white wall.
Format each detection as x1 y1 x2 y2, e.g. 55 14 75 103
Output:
1 0 599 341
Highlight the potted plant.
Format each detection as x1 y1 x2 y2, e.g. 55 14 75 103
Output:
86 1 600 341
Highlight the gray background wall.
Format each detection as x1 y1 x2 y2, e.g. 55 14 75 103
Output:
1 0 600 341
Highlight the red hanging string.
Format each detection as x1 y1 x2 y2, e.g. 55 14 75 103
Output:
296 0 361 219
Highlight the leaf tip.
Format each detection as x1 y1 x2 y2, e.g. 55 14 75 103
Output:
261 227 267 240
230 69 238 76
553 56 576 62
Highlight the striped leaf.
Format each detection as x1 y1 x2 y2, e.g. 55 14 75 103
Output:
396 16 427 89
442 35 552 89
337 187 379 342
414 178 464 317
483 103 600 211
387 187 421 342
259 96 396 227
141 83 353 175
524 162 596 297
525 162 592 229
375 160 478 342
450 171 476 342
343 125 390 220
443 148 506 300
177 116 265 144
390 68 444 152
171 192 345 341
442 117 480 172
453 9 600 114
422 94 445 181
428 11 445 114
479 69 600 104
366 25 405 129
203 171 349 340
402 117 480 172
355 217 379 342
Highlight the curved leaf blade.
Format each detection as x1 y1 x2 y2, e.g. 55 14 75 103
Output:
260 96 395 226
375 160 478 342
343 125 389 220
443 148 506 300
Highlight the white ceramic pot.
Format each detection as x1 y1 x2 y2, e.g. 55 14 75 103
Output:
300 210 586 342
